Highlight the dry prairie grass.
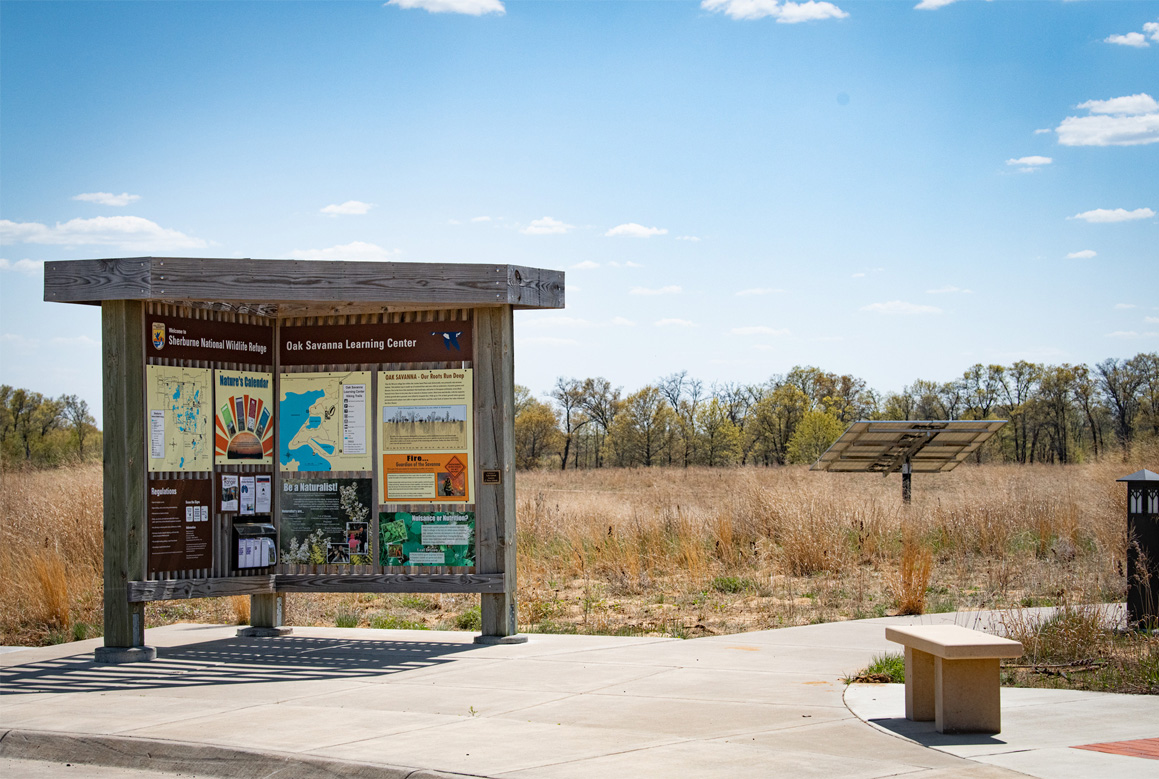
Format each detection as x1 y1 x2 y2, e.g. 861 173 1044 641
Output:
0 460 1142 648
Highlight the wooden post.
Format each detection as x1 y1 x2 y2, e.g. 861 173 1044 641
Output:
902 460 912 504
473 305 523 643
96 300 155 663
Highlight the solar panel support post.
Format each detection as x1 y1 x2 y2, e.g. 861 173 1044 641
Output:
902 460 912 504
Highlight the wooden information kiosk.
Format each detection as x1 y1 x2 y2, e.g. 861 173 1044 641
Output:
44 258 564 662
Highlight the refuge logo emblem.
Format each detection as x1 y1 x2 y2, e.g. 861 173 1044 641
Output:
151 322 166 350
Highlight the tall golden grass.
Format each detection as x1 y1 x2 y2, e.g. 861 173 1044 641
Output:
0 458 1147 645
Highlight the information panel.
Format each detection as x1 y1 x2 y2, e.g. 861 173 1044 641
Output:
380 511 475 567
146 365 213 473
147 313 273 365
378 369 474 503
279 371 372 473
148 478 213 573
214 370 274 465
281 478 373 565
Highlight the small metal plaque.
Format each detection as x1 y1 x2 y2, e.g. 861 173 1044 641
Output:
482 469 502 484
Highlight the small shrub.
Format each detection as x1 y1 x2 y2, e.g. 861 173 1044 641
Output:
334 610 360 628
847 652 905 684
893 535 932 615
454 606 482 631
369 613 428 631
711 576 753 594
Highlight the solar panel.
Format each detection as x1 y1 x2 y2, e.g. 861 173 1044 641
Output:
811 419 1008 475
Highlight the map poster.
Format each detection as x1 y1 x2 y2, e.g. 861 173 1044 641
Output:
214 370 274 465
380 511 474 567
148 478 213 573
280 478 372 565
146 365 213 473
279 371 372 473
378 369 474 503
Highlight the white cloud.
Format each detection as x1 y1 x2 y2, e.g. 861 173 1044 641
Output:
605 223 668 238
851 272 866 278
50 335 99 348
1066 249 1097 259
521 316 591 329
630 285 682 296
470 216 492 223
655 318 696 327
519 336 579 346
1115 303 1138 309
675 235 701 242
1006 156 1052 167
1077 94 1158 115
1147 21 1159 41
1069 208 1155 223
731 326 790 336
0 258 44 274
521 216 573 235
321 200 374 215
1146 316 1159 324
571 261 599 270
0 216 206 251
860 301 942 315
611 316 636 326
72 192 140 207
736 287 782 296
915 0 959 9
1034 128 1052 135
1106 32 1148 48
606 260 644 268
385 0 504 15
926 286 972 294
701 0 848 23
287 241 400 262
1056 93 1159 146
1107 331 1159 339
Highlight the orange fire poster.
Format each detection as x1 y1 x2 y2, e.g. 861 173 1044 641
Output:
378 369 473 503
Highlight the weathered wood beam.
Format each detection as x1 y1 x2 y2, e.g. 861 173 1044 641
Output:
102 301 147 647
275 574 505 594
128 576 276 602
44 258 565 310
475 305 519 637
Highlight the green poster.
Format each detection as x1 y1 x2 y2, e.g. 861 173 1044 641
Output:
379 511 474 567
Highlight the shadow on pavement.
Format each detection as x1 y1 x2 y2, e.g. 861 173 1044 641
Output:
868 717 1008 748
0 635 478 697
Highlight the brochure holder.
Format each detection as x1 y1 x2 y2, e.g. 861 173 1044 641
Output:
232 521 277 572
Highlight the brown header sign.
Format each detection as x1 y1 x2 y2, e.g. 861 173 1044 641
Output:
147 314 274 366
280 321 473 366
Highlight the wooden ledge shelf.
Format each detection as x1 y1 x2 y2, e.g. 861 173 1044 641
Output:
128 573 504 602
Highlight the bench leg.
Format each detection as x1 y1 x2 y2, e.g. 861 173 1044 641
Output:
935 657 1001 734
904 646 936 722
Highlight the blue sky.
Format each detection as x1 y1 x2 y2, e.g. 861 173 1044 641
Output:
2 0 1156 422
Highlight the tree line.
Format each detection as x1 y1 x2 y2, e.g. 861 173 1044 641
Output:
0 386 101 468
515 353 1159 470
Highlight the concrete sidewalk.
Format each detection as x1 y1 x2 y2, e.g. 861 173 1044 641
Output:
1 611 1155 778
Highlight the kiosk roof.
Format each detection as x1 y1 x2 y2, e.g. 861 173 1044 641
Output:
811 419 1007 475
43 257 565 313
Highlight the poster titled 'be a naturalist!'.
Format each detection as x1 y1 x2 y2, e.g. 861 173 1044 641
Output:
281 478 372 565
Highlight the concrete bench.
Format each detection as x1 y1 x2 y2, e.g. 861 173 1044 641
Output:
885 625 1023 734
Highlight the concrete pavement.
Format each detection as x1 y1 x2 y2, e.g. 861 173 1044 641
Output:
1 610 1155 778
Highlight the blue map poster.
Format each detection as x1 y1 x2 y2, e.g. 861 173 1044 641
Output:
279 371 371 473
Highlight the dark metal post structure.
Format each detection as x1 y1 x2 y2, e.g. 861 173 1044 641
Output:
901 460 912 504
1118 469 1159 629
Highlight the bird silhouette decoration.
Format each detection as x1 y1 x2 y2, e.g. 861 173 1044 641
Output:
432 331 463 351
